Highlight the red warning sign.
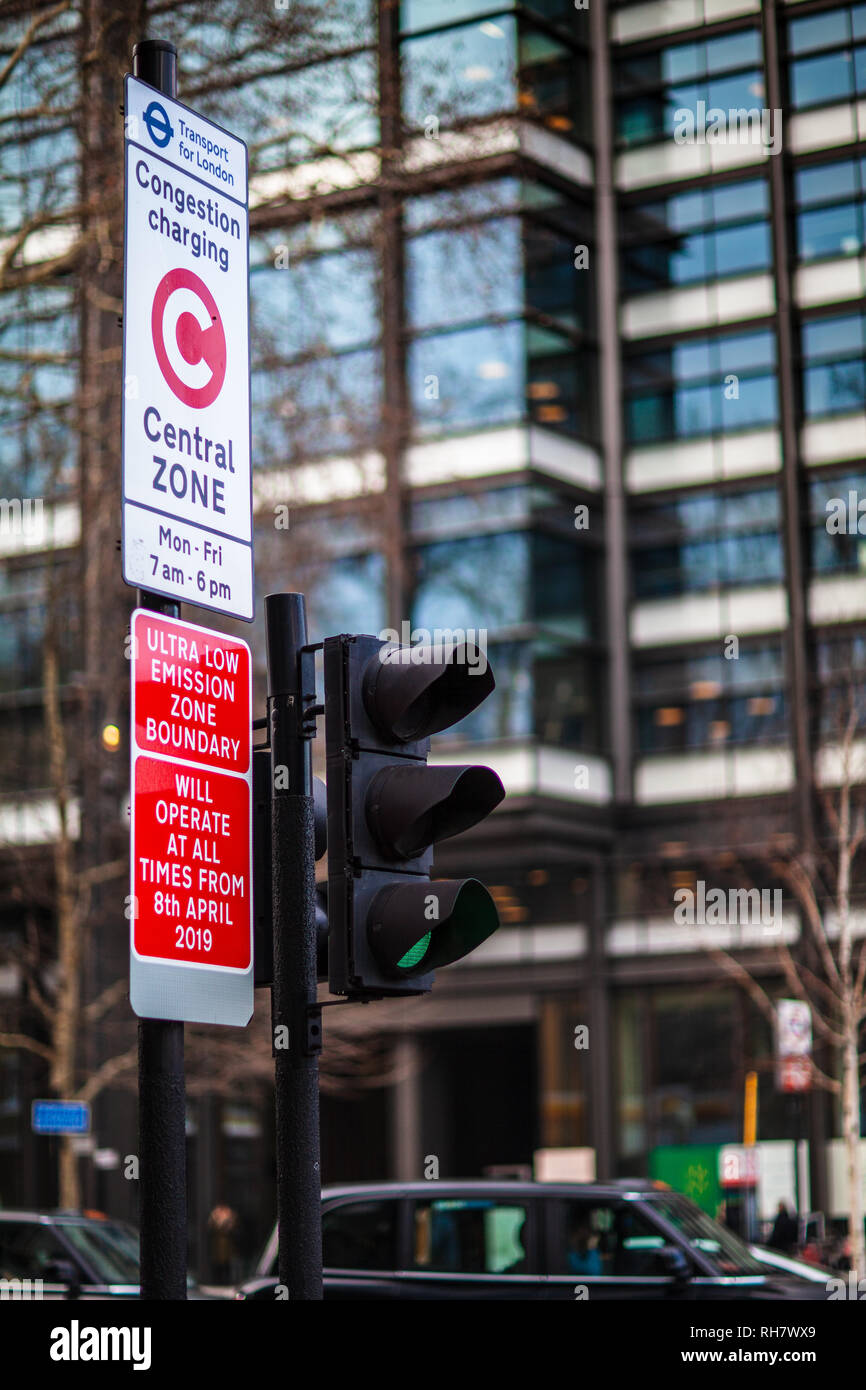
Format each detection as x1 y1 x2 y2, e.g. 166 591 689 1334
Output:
133 757 250 967
130 610 252 1002
151 267 227 409
132 609 249 776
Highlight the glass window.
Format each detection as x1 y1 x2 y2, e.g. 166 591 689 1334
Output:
631 486 784 599
410 484 529 537
405 178 521 232
0 1223 73 1281
803 311 864 360
648 1196 766 1276
789 7 851 55
535 643 605 748
402 15 517 128
306 553 387 641
411 531 529 632
256 346 382 462
533 533 598 640
796 159 859 206
615 27 764 146
406 217 523 332
713 221 771 277
652 990 737 1145
798 203 862 260
805 360 866 416
55 1223 140 1285
712 180 769 223
551 1201 673 1278
409 320 525 435
706 28 762 71
234 52 379 168
802 311 866 419
402 15 587 140
788 6 866 110
809 469 866 576
252 246 379 357
411 1199 530 1274
634 642 787 752
322 1201 398 1271
791 50 854 108
401 0 515 31
625 330 777 444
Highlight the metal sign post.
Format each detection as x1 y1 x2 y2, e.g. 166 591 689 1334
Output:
129 38 185 1304
265 594 323 1300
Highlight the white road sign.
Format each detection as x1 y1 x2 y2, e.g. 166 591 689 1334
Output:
122 75 253 621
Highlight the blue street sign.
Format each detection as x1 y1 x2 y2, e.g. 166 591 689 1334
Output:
31 1100 91 1135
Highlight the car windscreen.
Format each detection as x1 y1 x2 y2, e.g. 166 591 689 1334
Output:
56 1221 140 1284
647 1196 767 1277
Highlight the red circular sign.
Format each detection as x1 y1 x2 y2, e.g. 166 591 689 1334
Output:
151 268 227 409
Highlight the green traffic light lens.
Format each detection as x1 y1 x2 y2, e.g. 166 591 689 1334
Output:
397 932 431 970
367 879 500 979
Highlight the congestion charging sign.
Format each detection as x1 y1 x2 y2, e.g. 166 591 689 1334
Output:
129 609 253 1025
122 75 253 621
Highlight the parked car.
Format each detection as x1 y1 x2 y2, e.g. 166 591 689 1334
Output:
235 1180 831 1300
0 1210 214 1299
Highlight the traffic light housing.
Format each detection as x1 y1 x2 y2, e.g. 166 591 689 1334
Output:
324 634 504 999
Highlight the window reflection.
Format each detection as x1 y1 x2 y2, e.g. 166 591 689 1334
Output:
411 529 597 639
808 469 866 576
254 348 382 463
615 27 763 147
306 553 387 641
252 246 379 358
409 320 526 435
426 639 603 750
402 15 587 140
0 288 76 498
406 218 523 332
795 156 866 261
411 531 529 631
233 52 379 169
634 643 787 753
631 486 783 597
788 5 866 111
802 310 866 418
625 329 777 444
622 179 770 294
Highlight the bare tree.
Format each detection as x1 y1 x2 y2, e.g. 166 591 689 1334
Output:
694 683 866 1280
0 0 424 1208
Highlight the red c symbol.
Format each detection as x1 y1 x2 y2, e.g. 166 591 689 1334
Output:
151 268 227 409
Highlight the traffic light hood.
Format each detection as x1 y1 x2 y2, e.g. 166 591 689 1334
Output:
362 642 494 742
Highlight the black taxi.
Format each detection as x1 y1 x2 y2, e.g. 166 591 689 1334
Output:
235 1179 829 1300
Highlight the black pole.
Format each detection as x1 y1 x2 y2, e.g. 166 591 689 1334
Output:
132 38 187 1302
265 593 323 1300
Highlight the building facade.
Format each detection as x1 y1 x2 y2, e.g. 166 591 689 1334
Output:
1 0 865 1267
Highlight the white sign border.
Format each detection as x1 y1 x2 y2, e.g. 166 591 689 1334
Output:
121 74 254 624
129 608 254 1026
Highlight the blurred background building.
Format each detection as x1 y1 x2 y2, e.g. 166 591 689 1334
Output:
1 0 865 1272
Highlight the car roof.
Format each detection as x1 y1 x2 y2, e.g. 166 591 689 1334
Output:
0 1210 118 1224
319 1179 671 1201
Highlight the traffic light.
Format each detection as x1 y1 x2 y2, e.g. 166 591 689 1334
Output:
324 633 505 999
